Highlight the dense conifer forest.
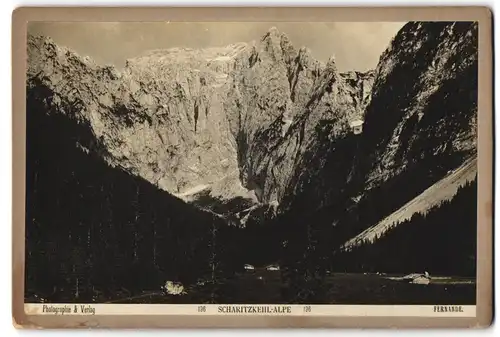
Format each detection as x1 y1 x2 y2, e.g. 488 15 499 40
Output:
25 89 242 302
330 178 477 277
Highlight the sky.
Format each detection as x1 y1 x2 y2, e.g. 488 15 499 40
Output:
28 21 406 72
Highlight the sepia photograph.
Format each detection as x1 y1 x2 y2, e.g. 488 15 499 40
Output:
24 19 480 305
12 6 493 329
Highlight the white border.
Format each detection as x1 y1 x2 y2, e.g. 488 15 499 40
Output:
24 304 477 317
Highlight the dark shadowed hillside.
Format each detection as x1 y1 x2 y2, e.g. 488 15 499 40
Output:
274 22 478 298
25 87 243 302
331 178 477 276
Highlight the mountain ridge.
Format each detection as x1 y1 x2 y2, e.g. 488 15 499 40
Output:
27 27 375 220
26 22 478 281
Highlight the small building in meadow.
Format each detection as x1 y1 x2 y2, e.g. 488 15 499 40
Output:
349 119 364 135
244 264 255 271
163 281 186 295
402 271 431 285
266 264 280 271
412 276 430 285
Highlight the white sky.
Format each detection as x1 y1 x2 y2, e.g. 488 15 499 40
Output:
29 21 406 72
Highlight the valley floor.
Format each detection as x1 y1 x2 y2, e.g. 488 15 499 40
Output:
27 271 475 305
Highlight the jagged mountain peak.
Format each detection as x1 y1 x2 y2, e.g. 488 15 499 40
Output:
27 32 243 199
295 46 319 69
323 54 339 75
28 34 100 74
297 46 311 58
261 26 283 40
253 26 298 64
26 22 473 225
130 41 248 66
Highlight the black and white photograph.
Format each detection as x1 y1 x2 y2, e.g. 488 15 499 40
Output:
24 20 479 307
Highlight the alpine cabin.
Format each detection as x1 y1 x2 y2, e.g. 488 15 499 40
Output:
349 119 364 135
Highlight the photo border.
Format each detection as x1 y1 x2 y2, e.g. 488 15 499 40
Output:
12 6 494 329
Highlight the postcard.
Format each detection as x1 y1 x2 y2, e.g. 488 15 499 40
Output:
12 6 493 329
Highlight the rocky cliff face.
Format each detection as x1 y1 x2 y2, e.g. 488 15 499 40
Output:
224 28 375 209
282 21 479 253
352 21 478 231
27 36 249 201
340 70 375 117
362 21 477 190
27 28 375 222
27 22 477 238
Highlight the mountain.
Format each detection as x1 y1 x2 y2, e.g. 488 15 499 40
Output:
25 21 479 302
331 21 479 278
274 21 478 286
27 28 375 221
335 21 478 245
28 35 252 199
363 22 477 189
224 27 375 208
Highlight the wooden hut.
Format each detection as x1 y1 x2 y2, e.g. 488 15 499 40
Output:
349 119 364 135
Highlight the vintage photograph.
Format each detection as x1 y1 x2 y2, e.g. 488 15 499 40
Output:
25 20 478 306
